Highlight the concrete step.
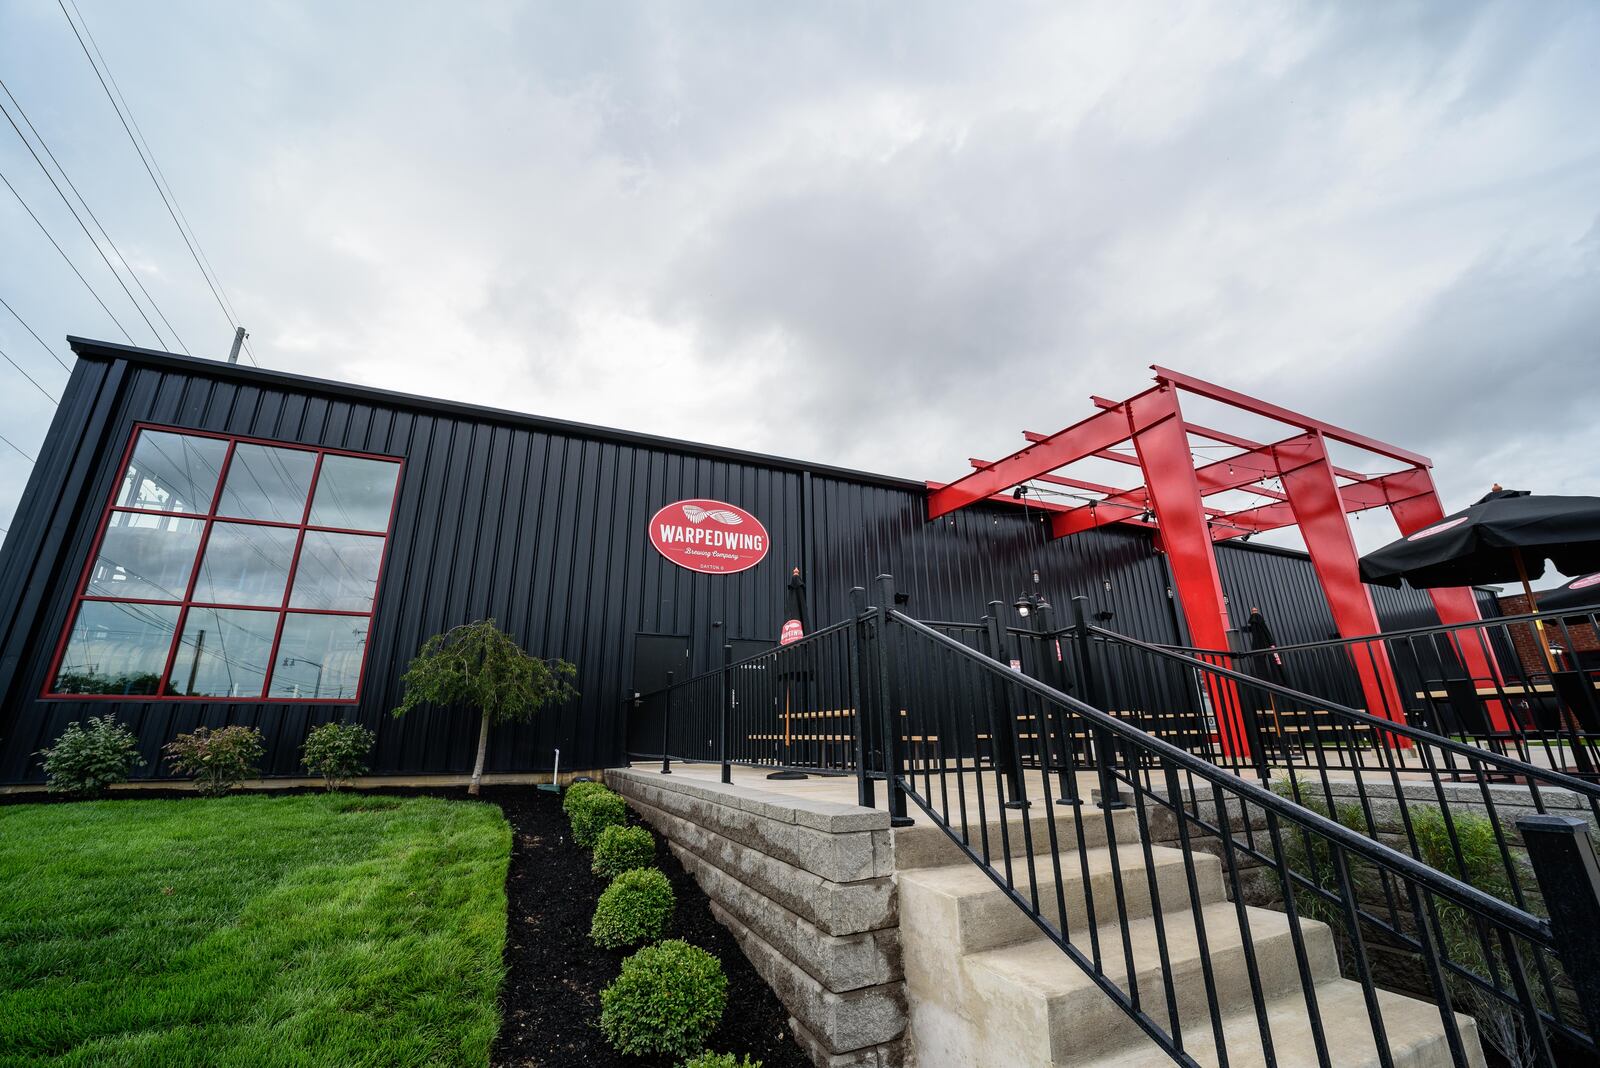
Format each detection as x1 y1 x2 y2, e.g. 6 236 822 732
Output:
893 803 1140 871
898 842 1226 955
963 901 1340 1066
1088 977 1484 1068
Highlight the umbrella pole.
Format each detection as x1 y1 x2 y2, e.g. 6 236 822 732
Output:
1514 553 1560 676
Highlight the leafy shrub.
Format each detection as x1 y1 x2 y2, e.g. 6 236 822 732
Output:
593 824 656 879
36 715 144 797
164 725 265 796
563 779 609 818
300 721 376 790
681 1053 762 1068
591 867 675 949
570 788 627 848
600 939 728 1057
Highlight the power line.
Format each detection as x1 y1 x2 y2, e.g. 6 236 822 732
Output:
0 165 135 343
58 0 257 366
0 91 168 350
0 428 39 464
0 293 71 372
0 340 61 405
0 79 190 355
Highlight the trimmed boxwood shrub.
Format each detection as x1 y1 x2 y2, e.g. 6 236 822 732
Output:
600 939 728 1057
36 715 145 797
163 725 265 797
591 867 674 949
681 1053 762 1068
593 824 656 879
570 788 627 848
300 721 375 790
563 779 610 817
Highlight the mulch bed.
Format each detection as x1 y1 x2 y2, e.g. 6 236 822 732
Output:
486 784 811 1068
4 782 811 1066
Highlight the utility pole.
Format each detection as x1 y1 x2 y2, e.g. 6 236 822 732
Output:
227 326 247 364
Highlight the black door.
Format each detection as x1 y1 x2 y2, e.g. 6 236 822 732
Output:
627 633 689 760
633 633 690 698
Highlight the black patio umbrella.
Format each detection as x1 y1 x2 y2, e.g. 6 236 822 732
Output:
1539 572 1600 613
1361 488 1600 685
1359 489 1600 592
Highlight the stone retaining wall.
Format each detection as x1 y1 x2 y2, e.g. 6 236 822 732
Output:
605 769 906 1067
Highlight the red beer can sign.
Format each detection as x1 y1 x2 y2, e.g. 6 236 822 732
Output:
649 499 770 575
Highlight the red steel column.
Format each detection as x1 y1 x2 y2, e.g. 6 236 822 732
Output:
1128 387 1250 756
1388 481 1512 731
1274 434 1409 732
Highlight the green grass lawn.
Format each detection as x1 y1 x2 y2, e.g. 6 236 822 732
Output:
0 793 510 1068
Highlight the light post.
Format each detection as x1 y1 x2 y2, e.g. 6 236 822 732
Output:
280 655 324 699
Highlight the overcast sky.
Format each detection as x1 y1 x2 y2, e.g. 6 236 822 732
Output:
2 2 1597 587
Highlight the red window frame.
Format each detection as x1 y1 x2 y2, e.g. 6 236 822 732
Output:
43 423 405 703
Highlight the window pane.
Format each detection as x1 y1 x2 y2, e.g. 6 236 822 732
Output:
307 455 399 531
115 430 227 513
216 443 316 523
166 608 277 698
270 614 369 700
290 531 384 611
87 513 203 600
51 601 179 695
193 522 299 606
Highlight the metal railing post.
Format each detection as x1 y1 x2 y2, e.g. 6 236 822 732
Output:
720 644 733 784
1074 595 1126 810
876 574 913 827
1035 601 1080 806
660 670 673 775
983 602 1028 809
1517 814 1600 1036
849 585 874 809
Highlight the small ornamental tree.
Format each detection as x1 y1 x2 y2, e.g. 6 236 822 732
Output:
393 619 577 796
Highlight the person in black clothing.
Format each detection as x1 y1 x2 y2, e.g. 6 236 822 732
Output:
1243 606 1287 758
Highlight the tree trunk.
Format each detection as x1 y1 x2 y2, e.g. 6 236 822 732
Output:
469 710 491 796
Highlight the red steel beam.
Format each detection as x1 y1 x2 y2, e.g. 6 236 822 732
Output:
1052 432 1316 538
1089 395 1370 482
1273 433 1410 732
926 394 1151 520
1211 467 1436 541
924 481 1154 525
1151 365 1432 469
968 459 1229 518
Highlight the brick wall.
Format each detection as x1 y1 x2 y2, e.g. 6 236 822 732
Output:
1498 593 1600 673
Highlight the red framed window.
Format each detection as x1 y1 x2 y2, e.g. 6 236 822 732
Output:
45 425 403 702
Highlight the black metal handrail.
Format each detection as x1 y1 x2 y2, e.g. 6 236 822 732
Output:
880 596 1598 1067
624 580 1600 1065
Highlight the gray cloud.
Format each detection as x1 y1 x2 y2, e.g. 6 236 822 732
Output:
2 1 1597 584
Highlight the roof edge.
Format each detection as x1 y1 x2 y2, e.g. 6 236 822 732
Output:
67 336 927 491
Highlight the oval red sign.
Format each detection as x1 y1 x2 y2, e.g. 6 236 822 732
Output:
648 499 770 574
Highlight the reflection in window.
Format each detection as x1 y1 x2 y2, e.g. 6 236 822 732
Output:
308 455 400 531
193 523 299 606
290 531 384 612
51 428 399 702
87 513 204 600
216 444 316 523
52 601 180 695
270 614 369 700
167 608 277 697
115 430 227 513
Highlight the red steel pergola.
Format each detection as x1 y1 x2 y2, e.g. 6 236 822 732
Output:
927 366 1505 754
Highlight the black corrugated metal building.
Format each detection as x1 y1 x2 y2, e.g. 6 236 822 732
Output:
0 338 1473 784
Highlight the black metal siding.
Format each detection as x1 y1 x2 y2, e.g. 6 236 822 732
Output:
0 342 1490 783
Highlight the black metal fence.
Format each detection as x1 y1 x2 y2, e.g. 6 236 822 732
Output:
627 579 1600 1066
